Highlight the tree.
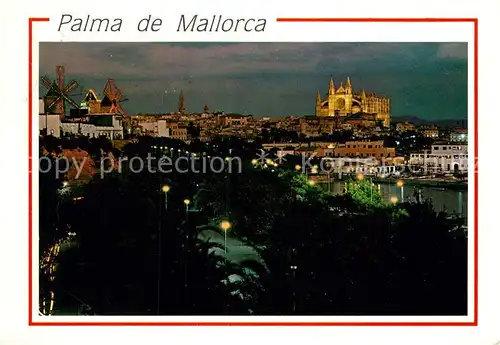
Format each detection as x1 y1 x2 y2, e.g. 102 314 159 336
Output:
344 178 385 210
48 143 467 316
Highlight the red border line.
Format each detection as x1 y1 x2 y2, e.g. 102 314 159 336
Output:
473 18 479 327
29 17 478 326
29 17 50 327
276 18 477 22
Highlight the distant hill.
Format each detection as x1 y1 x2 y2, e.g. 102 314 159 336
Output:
392 116 468 128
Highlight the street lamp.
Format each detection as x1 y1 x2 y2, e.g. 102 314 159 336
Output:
183 199 190 219
157 184 170 315
290 265 298 313
295 164 301 171
356 173 364 181
161 185 170 211
396 179 404 201
220 220 232 262
390 196 398 204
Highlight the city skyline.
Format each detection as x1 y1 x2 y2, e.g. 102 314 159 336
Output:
39 42 467 120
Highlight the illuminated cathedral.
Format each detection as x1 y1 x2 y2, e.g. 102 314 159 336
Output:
315 77 391 128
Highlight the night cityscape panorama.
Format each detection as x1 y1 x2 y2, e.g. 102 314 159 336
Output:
39 42 468 119
38 42 469 317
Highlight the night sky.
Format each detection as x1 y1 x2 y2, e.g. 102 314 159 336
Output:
39 42 467 120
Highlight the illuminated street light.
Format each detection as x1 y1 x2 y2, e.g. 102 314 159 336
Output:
295 164 301 171
251 159 258 165
220 220 232 262
184 199 190 219
396 180 404 200
356 173 364 181
157 184 170 315
220 220 231 231
62 181 68 187
307 179 316 186
311 167 318 174
390 196 398 204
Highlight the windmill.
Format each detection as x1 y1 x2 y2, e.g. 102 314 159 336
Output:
101 78 128 115
40 66 80 117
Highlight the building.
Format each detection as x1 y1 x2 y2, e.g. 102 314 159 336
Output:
165 121 188 140
343 113 377 129
317 156 399 176
60 115 124 139
262 143 302 150
315 77 391 128
450 129 468 143
396 121 416 132
218 114 252 127
136 119 171 137
333 140 396 159
299 116 338 137
40 113 124 140
409 143 468 173
418 125 439 138
39 114 61 137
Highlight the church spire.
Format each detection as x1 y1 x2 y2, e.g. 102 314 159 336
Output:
346 76 352 89
337 81 345 93
328 77 335 95
316 90 322 104
203 103 209 113
178 90 186 114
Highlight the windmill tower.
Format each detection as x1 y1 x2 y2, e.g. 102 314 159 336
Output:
40 65 80 120
101 78 128 115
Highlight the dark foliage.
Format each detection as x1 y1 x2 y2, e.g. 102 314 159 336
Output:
39 138 468 316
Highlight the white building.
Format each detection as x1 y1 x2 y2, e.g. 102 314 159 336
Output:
321 157 383 175
39 114 61 137
42 115 124 139
139 120 171 138
409 143 468 173
39 94 125 139
39 99 45 115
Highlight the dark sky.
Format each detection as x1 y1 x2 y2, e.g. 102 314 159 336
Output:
39 42 467 120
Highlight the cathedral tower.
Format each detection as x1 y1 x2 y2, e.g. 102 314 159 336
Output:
178 90 186 114
314 77 391 127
